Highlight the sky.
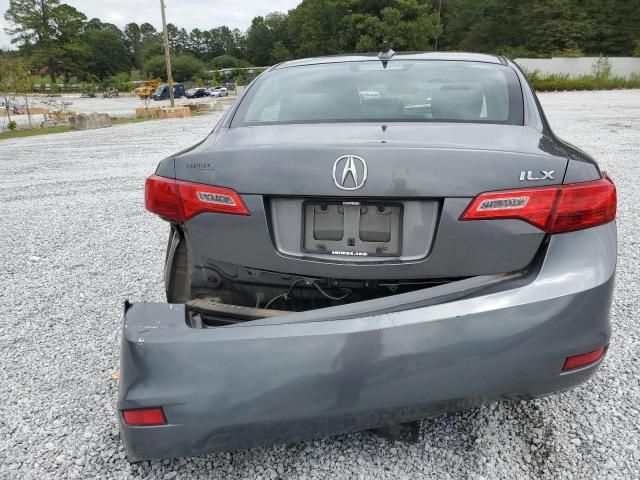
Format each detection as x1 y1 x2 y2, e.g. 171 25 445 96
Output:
0 0 302 49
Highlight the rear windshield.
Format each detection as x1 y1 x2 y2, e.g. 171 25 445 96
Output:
233 60 524 127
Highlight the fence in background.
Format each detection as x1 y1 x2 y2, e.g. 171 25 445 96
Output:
514 57 640 78
32 83 94 93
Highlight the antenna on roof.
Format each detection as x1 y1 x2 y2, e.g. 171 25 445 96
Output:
378 41 396 61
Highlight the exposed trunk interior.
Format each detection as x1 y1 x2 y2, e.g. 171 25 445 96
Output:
186 274 466 327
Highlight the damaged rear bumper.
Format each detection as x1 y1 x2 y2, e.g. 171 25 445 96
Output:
118 223 616 461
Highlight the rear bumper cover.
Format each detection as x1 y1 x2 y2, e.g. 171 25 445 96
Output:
118 223 616 461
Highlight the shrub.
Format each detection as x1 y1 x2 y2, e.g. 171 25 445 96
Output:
7 120 17 131
555 47 584 58
591 55 612 89
526 70 640 92
496 46 540 59
144 54 205 82
210 55 249 70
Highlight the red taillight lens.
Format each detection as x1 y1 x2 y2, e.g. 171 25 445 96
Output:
122 407 167 426
145 175 249 222
145 175 181 220
562 346 607 371
460 176 616 233
549 177 617 233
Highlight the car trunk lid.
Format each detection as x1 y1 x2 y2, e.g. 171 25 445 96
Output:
173 123 568 278
175 123 567 197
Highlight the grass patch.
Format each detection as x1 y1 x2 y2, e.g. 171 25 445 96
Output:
0 124 70 140
0 112 209 141
527 71 640 92
111 116 156 125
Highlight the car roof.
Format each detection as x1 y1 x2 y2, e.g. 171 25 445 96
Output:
272 52 506 70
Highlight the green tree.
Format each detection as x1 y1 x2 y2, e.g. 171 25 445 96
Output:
142 41 164 62
12 57 33 126
246 16 273 65
143 54 204 81
140 22 161 43
269 41 292 64
81 29 132 79
210 54 249 69
139 22 162 63
0 55 16 123
5 0 638 86
167 23 190 55
202 26 245 60
84 17 104 30
437 0 638 57
172 55 205 81
5 0 61 82
349 1 441 52
5 1 88 82
582 0 638 55
124 23 143 69
439 0 527 54
53 4 89 81
288 0 353 57
521 0 595 55
265 12 290 44
143 54 169 79
288 0 439 57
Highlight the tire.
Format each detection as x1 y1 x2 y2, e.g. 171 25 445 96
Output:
165 227 190 303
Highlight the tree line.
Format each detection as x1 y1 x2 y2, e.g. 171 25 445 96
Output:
2 0 639 85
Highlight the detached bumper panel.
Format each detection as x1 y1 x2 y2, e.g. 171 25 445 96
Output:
118 223 616 460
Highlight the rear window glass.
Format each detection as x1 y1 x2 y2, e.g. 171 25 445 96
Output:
233 60 524 126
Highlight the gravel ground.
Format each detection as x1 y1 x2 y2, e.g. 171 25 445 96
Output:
1 90 639 479
1 94 231 129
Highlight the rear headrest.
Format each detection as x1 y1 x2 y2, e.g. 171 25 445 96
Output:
279 93 333 122
279 88 361 122
431 85 483 121
360 98 405 119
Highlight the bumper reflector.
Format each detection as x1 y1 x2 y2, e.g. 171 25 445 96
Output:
562 347 607 371
122 408 167 426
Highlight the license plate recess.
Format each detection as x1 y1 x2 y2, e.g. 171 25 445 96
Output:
302 200 402 257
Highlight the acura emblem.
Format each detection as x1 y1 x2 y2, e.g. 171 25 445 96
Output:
332 155 367 191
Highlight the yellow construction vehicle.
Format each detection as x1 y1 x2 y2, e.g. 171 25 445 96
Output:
133 81 161 99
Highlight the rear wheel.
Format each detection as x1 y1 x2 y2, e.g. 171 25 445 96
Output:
165 227 190 303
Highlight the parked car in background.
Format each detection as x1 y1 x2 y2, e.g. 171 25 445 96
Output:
209 86 228 97
122 51 617 461
186 87 208 99
152 83 186 100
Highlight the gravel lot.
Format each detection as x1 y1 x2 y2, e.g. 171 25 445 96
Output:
1 90 639 479
2 94 232 129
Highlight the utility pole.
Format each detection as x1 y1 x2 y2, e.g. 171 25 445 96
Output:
160 0 175 107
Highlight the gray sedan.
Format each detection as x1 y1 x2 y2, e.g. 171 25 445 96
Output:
208 86 228 97
120 51 617 460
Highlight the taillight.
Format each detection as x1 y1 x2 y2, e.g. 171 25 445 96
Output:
460 176 616 233
122 407 167 426
145 175 249 222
